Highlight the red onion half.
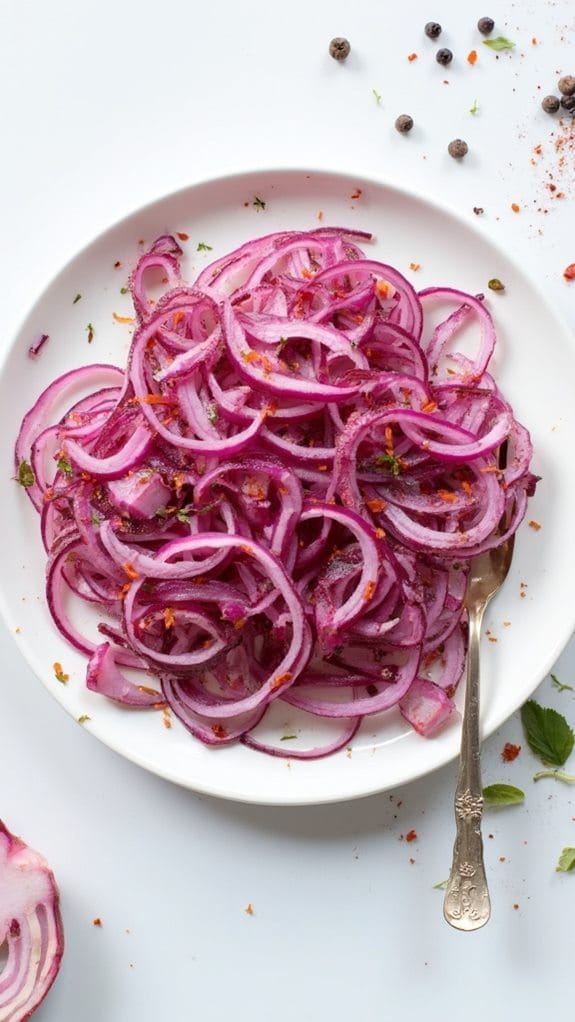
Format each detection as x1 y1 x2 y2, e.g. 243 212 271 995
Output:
0 821 64 1021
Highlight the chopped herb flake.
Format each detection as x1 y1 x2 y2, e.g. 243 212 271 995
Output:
120 286 129 295
53 662 69 684
16 459 35 488
56 456 73 476
197 242 213 251
280 734 298 741
253 196 266 211
86 323 95 343
372 89 382 104
483 783 525 806
556 847 575 872
469 99 479 115
551 673 574 693
73 293 82 304
520 699 575 766
374 452 403 476
78 714 91 724
433 879 449 890
483 36 515 51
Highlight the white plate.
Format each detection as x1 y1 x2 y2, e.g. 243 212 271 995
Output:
1 168 574 805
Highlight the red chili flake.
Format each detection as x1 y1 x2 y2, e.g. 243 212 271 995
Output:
317 210 324 221
528 519 542 530
271 671 293 691
405 829 417 843
176 232 189 241
363 580 376 601
409 262 421 271
511 203 521 213
350 188 363 200
366 497 386 513
212 724 228 740
563 263 575 281
114 260 121 269
93 918 103 927
531 37 538 44
163 607 175 629
502 742 521 762
53 662 69 684
467 50 478 65
244 903 254 915
162 706 172 730
122 561 139 581
407 53 418 62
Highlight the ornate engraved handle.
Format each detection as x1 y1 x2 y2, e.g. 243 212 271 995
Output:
443 602 490 931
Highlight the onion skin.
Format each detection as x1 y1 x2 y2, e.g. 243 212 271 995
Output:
0 821 64 1021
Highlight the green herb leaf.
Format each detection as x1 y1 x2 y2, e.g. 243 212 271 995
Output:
253 196 266 211
73 292 82 304
56 456 73 476
176 507 192 524
533 768 575 784
374 452 403 476
483 36 515 51
372 89 382 104
556 847 575 872
280 734 297 741
483 783 525 806
433 878 448 890
555 846 575 870
469 99 479 115
16 459 35 488
551 673 574 693
520 699 575 766
78 714 91 724
197 241 213 252
120 286 129 295
488 278 505 292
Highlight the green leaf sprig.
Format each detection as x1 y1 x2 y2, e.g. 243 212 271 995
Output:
482 783 525 807
483 36 515 51
520 700 574 767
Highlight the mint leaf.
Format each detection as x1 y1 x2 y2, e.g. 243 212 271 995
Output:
520 700 574 766
556 847 575 872
551 674 574 693
483 783 525 806
483 36 515 51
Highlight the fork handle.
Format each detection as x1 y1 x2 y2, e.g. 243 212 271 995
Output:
443 602 490 931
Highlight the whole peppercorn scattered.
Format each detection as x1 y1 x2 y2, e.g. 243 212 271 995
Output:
448 138 468 159
560 94 575 111
395 114 414 134
329 37 351 61
436 47 453 66
424 21 442 39
558 75 575 96
542 95 560 113
477 16 495 35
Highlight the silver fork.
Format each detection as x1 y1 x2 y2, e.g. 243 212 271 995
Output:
443 529 515 931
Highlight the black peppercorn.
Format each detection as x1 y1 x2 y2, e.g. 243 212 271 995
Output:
395 114 414 133
558 75 575 96
436 48 453 66
329 37 351 61
477 17 495 35
448 139 468 159
542 95 560 113
424 22 442 39
560 94 575 111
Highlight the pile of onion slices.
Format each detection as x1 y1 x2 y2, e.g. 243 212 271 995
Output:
15 227 537 759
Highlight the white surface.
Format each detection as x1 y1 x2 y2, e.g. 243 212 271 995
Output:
3 168 575 806
1 0 575 1017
